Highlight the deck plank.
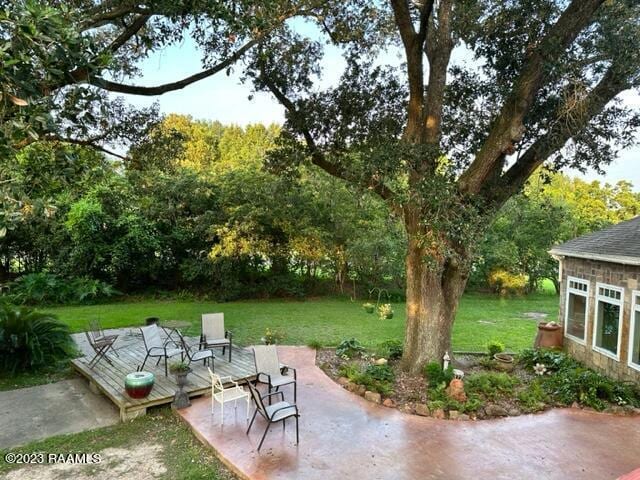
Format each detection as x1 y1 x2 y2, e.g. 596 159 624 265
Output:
71 330 256 419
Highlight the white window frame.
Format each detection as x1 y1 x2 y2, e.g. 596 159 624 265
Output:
592 282 624 361
564 276 589 345
628 290 640 372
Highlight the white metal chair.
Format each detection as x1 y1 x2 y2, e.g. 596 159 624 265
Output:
200 313 233 362
252 345 297 402
208 368 250 424
139 324 184 376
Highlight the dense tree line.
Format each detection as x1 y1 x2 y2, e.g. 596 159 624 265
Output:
1 116 405 300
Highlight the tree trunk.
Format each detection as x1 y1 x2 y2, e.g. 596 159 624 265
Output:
400 230 469 374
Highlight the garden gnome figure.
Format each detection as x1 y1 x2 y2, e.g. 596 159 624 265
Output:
443 351 450 370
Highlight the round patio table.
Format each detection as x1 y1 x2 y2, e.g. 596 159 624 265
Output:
160 320 192 345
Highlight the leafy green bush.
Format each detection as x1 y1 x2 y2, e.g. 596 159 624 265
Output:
376 340 403 360
352 372 394 396
8 273 119 305
364 364 395 383
423 362 454 388
517 380 549 412
427 383 484 413
0 305 76 374
464 372 519 401
518 348 577 372
541 367 639 410
487 340 505 357
338 362 361 380
336 338 365 359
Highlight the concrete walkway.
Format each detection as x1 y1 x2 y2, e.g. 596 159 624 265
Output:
0 378 119 449
179 347 640 480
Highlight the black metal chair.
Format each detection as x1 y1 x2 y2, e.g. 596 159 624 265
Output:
252 345 297 402
174 329 216 369
246 380 299 452
139 324 184 376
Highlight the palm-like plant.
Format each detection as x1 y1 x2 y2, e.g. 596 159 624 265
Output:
0 304 76 374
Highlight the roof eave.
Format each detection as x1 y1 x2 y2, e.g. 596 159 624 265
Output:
548 249 640 266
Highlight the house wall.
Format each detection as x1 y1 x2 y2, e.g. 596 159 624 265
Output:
559 256 639 383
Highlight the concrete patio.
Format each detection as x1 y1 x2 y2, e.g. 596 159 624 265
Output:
179 346 640 480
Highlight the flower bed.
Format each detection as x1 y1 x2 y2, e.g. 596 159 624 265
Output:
317 339 640 420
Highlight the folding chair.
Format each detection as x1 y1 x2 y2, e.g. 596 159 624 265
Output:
139 324 184 376
85 329 118 368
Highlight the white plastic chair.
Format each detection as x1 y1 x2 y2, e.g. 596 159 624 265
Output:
208 368 250 424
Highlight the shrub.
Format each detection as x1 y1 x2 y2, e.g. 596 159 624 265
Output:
262 328 285 345
364 364 395 383
8 273 119 305
541 367 639 410
336 338 365 359
376 340 403 360
423 362 454 388
487 269 527 296
464 372 519 401
377 303 394 320
517 380 549 412
353 372 394 396
0 305 76 375
487 340 505 357
518 348 577 372
338 362 361 380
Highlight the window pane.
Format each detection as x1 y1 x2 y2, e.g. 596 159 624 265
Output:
632 311 640 366
596 301 620 355
566 293 586 340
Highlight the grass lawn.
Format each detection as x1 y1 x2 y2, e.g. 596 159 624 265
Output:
0 408 234 479
45 290 559 353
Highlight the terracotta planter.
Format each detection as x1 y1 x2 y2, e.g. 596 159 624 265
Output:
493 353 514 372
534 322 563 349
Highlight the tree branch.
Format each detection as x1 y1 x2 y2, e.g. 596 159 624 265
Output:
106 14 151 53
458 0 606 194
87 38 260 96
495 64 630 203
259 72 395 201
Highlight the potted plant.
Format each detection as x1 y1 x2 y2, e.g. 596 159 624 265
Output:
362 302 375 314
261 328 284 345
378 303 394 320
493 353 514 372
169 361 192 409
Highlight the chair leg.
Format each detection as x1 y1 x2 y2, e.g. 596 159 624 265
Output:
295 415 299 445
246 396 250 421
247 409 258 434
228 344 232 362
164 356 168 376
221 398 224 425
294 381 297 402
139 353 150 372
282 418 286 431
257 422 271 452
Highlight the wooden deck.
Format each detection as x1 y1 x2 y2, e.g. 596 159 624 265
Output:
71 329 257 420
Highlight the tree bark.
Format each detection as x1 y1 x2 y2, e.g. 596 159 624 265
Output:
400 218 469 373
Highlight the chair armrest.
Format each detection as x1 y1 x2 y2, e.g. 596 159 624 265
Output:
225 330 233 341
261 391 284 402
280 365 296 380
257 371 272 385
268 403 298 420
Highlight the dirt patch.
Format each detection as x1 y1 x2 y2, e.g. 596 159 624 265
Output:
5 443 167 480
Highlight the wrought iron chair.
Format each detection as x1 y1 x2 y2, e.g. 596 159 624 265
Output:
252 345 297 402
200 313 232 362
139 324 184 376
246 380 299 452
208 369 250 424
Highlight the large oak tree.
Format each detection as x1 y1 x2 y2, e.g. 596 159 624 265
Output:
4 0 640 371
